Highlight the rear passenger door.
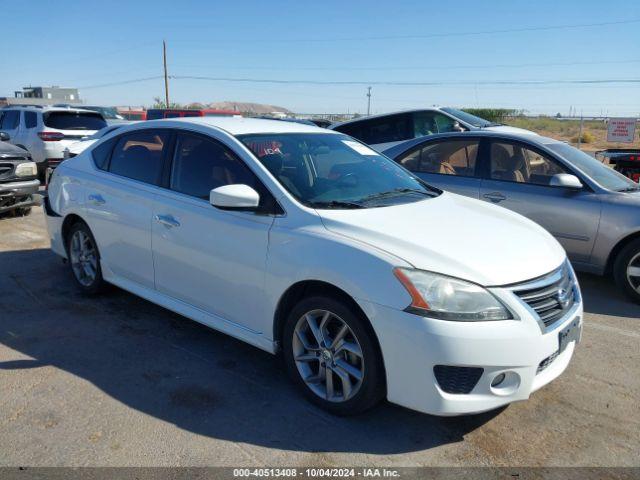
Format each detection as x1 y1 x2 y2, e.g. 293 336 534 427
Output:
83 128 172 289
395 138 483 198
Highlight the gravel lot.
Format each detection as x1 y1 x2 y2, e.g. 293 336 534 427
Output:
0 207 638 467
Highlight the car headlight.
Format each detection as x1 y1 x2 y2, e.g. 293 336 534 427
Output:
394 268 512 321
15 162 38 178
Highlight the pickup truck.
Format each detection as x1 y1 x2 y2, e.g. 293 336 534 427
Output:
596 149 640 183
0 132 40 216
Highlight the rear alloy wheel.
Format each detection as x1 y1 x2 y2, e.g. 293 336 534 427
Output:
613 238 640 303
283 295 385 415
66 222 105 294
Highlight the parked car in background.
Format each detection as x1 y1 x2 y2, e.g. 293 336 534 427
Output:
254 115 317 126
330 108 534 151
0 106 107 179
118 110 147 121
384 131 640 302
63 123 132 159
55 105 126 125
595 148 640 183
44 117 581 416
145 108 241 120
308 118 332 128
0 132 39 216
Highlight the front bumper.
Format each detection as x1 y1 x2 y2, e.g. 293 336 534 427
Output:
359 283 582 416
0 179 40 213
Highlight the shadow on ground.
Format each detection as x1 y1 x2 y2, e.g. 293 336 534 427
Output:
576 272 640 319
0 248 510 455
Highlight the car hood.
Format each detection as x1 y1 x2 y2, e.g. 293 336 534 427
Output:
316 192 565 286
484 125 538 135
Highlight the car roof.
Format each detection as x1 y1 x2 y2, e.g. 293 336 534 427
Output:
2 105 99 114
146 116 339 136
330 108 445 129
381 131 563 157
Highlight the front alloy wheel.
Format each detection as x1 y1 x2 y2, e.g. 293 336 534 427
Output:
292 309 364 402
283 295 385 415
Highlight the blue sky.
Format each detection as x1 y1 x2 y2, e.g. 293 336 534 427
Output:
2 0 639 115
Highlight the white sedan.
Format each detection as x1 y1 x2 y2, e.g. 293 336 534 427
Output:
44 117 582 416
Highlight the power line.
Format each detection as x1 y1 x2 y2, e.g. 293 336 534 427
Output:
170 18 640 43
170 59 640 72
171 75 640 87
78 76 164 90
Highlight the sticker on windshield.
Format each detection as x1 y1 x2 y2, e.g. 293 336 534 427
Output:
342 140 378 156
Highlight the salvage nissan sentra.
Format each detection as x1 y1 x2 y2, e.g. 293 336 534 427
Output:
44 117 582 416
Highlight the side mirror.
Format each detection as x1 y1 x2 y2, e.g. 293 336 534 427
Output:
210 184 260 210
0 132 10 141
550 173 583 189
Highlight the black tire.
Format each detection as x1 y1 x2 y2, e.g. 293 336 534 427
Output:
65 221 106 295
282 294 385 416
613 238 640 303
15 207 32 217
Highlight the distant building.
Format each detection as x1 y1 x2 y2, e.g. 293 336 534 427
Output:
1 86 81 107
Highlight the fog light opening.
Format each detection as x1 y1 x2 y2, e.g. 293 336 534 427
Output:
491 373 506 387
490 371 520 396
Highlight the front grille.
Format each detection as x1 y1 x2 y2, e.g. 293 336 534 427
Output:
537 350 559 374
0 162 14 179
510 262 577 329
433 365 483 394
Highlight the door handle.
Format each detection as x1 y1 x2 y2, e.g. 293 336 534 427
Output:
483 192 507 203
154 214 180 228
87 194 106 205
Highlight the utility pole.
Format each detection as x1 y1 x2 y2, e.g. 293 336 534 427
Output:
577 111 584 150
163 40 170 108
366 86 372 116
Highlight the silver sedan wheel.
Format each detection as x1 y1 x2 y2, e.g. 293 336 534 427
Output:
292 309 364 403
627 252 640 292
69 230 98 287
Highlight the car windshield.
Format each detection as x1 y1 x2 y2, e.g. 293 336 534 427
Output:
440 108 494 127
238 133 437 209
547 143 639 192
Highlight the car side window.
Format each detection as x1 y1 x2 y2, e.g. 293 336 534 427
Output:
398 139 479 177
1 111 20 130
362 113 412 144
433 113 460 133
25 111 38 129
109 130 169 185
489 141 568 186
170 133 262 200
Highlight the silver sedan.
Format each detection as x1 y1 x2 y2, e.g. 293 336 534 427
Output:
384 131 640 302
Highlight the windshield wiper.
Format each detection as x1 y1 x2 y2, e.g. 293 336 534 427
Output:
310 200 365 209
617 186 640 192
358 187 434 203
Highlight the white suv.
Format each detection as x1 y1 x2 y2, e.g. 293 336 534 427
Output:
44 117 582 416
0 106 107 179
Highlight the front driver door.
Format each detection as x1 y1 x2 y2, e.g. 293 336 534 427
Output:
479 139 601 264
395 137 482 198
151 131 275 334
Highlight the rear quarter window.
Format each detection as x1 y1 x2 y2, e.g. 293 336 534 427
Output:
43 111 107 130
91 138 117 171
